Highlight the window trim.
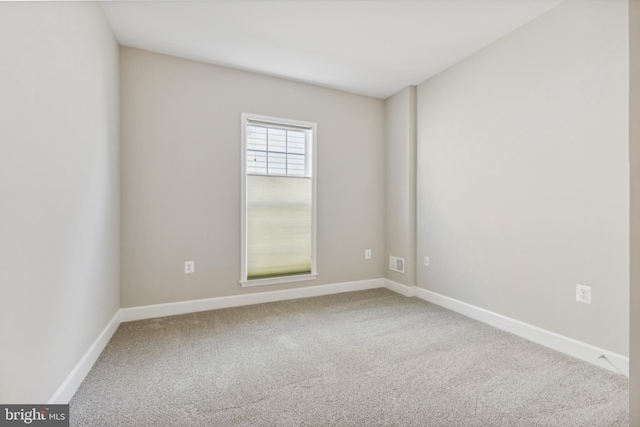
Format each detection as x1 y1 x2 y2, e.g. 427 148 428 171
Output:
240 113 318 287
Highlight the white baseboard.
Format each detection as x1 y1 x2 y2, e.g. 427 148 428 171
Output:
384 279 416 297
120 278 386 322
48 310 121 404
414 287 629 376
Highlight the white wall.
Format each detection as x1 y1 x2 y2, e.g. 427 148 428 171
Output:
629 0 640 422
120 47 385 307
0 3 120 403
385 87 417 286
416 0 629 355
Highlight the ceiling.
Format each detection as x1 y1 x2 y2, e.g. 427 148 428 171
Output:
100 0 565 99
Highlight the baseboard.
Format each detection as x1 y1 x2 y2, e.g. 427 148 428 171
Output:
120 278 386 322
48 310 121 404
384 279 416 297
415 287 629 376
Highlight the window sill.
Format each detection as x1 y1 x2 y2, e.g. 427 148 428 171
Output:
240 273 318 287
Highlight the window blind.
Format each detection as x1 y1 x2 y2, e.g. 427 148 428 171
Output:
246 175 312 279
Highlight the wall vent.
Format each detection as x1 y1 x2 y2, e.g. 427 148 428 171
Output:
389 256 405 273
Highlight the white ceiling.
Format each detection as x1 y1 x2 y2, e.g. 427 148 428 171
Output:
101 0 564 99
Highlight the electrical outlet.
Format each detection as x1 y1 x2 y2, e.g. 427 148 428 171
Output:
576 284 591 304
365 249 372 259
185 261 195 274
424 256 430 267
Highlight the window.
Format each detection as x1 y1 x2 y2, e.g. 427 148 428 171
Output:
240 113 317 286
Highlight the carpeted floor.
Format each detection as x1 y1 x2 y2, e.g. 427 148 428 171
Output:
70 288 628 426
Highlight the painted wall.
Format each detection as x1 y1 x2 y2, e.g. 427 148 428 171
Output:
385 87 417 286
629 0 640 422
120 47 385 308
0 3 120 403
416 0 629 355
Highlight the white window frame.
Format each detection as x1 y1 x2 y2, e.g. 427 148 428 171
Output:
240 113 318 287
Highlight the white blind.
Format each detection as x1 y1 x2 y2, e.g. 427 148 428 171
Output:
246 175 312 279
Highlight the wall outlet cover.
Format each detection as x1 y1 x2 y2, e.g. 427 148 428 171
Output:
576 284 591 304
185 261 195 274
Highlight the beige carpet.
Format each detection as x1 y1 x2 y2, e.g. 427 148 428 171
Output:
70 288 628 426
